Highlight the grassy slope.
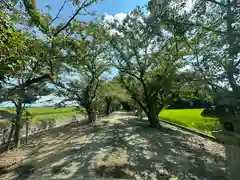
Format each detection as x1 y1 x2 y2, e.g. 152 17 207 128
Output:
159 109 220 134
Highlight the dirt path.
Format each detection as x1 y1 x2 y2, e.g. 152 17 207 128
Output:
0 112 230 180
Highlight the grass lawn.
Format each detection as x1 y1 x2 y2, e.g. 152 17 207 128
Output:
0 107 82 124
159 109 220 135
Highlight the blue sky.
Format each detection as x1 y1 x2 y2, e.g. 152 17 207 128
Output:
37 0 148 24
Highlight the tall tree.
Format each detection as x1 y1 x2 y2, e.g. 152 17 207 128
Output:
0 0 99 86
152 0 240 108
0 81 52 149
107 7 188 128
0 33 54 148
55 22 110 123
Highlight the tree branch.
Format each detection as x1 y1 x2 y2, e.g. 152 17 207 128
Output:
90 78 100 104
53 0 95 36
161 17 240 36
235 59 240 67
54 81 82 102
11 100 17 108
23 74 51 87
205 0 227 7
120 76 147 113
49 0 68 26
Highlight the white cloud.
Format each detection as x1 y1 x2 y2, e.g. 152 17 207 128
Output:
104 14 114 22
114 13 127 22
103 13 127 36
104 12 127 23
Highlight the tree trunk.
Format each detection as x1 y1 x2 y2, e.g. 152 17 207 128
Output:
147 110 158 128
15 107 22 148
6 123 15 150
147 104 163 129
25 121 29 144
87 111 93 123
226 0 239 96
105 98 112 116
92 111 97 122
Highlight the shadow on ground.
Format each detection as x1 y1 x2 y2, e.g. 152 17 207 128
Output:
0 112 230 180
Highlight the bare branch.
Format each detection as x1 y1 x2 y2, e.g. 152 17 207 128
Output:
53 0 95 36
54 81 82 102
49 0 68 26
11 100 17 108
235 59 240 67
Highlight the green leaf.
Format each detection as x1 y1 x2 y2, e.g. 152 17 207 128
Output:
17 59 22 64
11 0 18 5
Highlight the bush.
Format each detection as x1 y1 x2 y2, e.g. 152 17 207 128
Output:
167 100 212 109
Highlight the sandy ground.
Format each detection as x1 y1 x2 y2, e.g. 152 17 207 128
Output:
0 112 230 180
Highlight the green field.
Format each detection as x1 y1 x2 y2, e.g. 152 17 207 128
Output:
159 109 220 134
0 107 221 135
0 107 82 123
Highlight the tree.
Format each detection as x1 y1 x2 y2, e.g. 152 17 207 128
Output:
55 22 110 123
191 0 240 109
151 0 240 109
1 0 99 35
0 33 54 148
0 0 104 149
99 79 129 115
107 7 188 128
0 0 99 86
0 82 52 149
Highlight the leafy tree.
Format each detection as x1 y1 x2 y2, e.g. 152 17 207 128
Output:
0 33 54 148
152 0 240 109
0 83 52 148
0 0 99 86
191 0 240 109
55 22 110 123
108 7 188 128
1 0 99 35
99 79 129 115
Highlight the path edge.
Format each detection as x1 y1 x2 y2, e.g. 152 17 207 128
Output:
159 119 223 144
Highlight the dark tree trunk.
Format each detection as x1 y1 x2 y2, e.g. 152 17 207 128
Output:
6 123 15 150
87 111 93 123
92 111 97 122
105 98 112 116
147 111 158 128
15 106 22 148
25 121 29 144
147 104 163 129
